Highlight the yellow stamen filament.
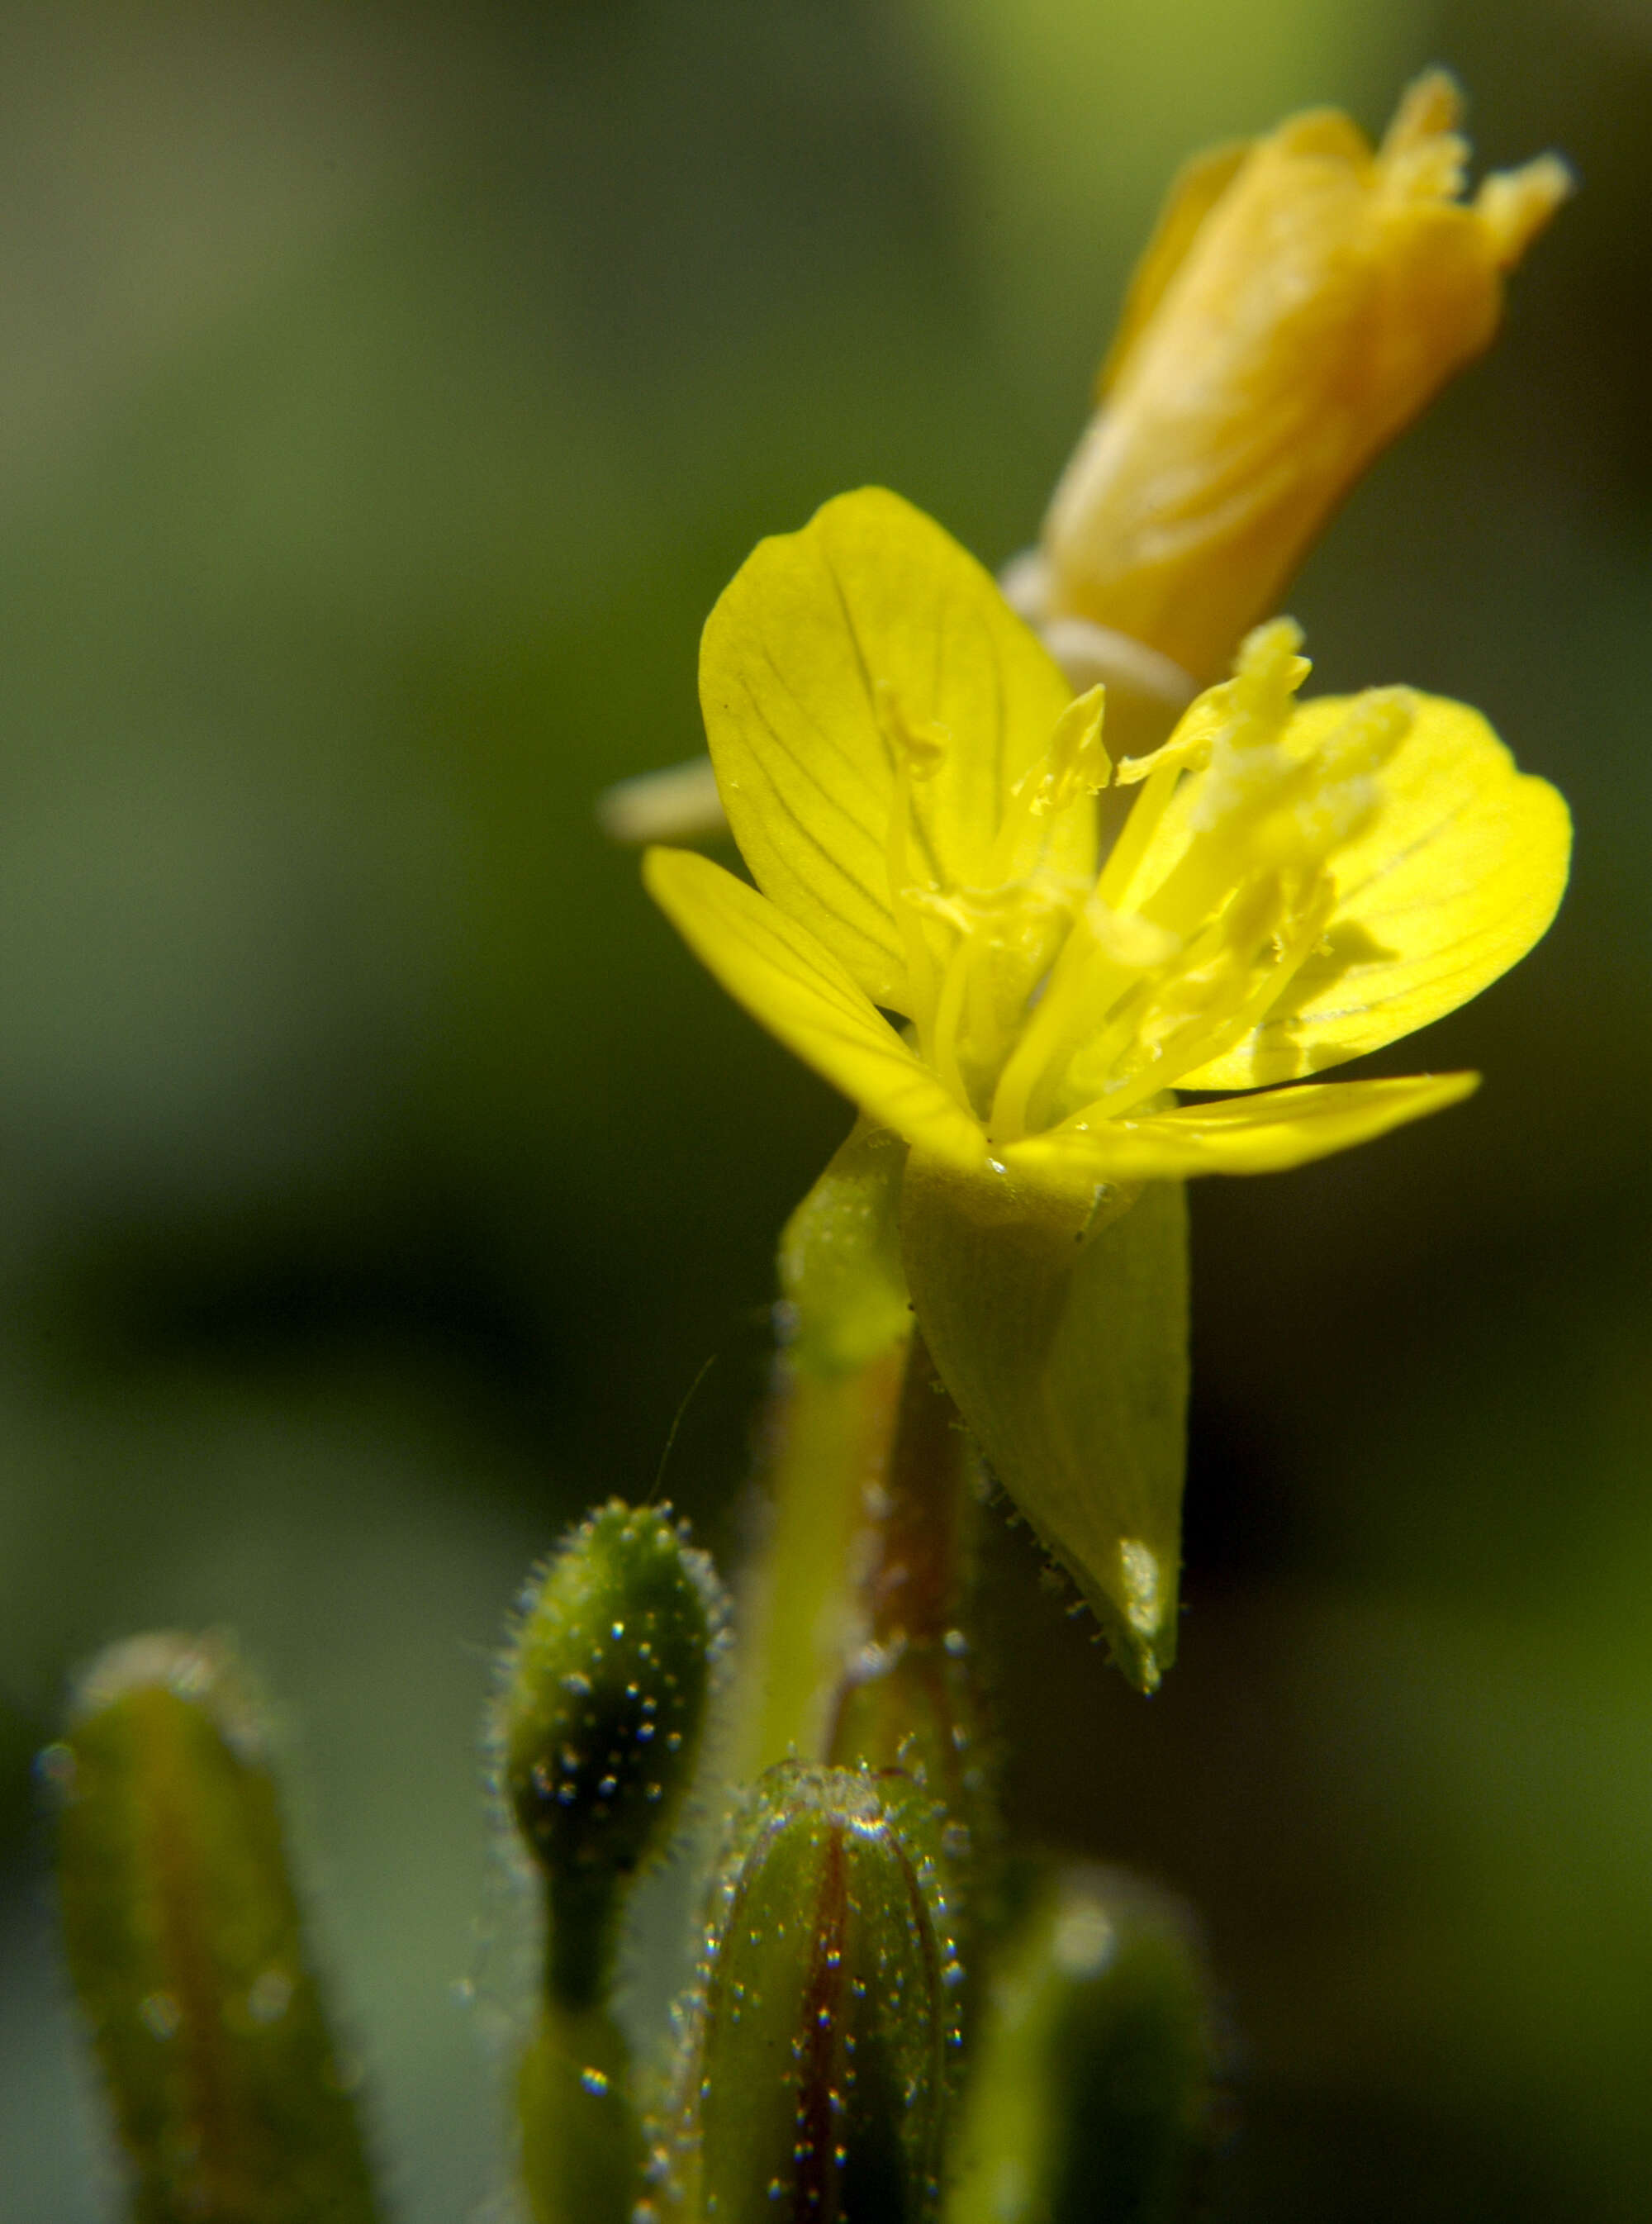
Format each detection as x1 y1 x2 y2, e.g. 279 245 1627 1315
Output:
868 614 1418 1165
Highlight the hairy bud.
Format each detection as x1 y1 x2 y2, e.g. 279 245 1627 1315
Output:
675 1761 961 2224
496 1500 725 2007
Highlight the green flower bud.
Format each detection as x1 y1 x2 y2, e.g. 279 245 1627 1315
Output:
496 1501 726 2008
47 1632 381 2224
675 1762 961 2224
948 1866 1219 2224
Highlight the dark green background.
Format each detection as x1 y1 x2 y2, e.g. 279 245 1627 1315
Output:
1 5 1645 2217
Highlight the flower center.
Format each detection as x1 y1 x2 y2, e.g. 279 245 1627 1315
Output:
881 621 1412 1147
879 679 1107 1115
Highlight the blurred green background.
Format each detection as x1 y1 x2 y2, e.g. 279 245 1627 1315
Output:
0 3 1645 2217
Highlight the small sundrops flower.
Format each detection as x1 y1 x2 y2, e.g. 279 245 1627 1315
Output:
1011 71 1571 686
644 486 1569 1687
646 487 1568 1201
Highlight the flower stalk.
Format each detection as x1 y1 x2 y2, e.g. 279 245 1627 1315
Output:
494 1503 725 2224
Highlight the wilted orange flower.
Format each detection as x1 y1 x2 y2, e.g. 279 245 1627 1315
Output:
1014 72 1570 687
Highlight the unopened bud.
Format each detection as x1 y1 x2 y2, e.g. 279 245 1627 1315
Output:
676 1761 961 2224
496 1500 725 2007
950 1866 1221 2224
47 1632 381 2224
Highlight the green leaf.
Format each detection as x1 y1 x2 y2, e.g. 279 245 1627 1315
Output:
900 1164 1189 1691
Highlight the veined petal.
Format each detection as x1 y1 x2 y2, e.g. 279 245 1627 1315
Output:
644 846 990 1171
1004 1072 1479 1182
1136 694 1569 1088
1093 138 1251 400
699 487 1082 1010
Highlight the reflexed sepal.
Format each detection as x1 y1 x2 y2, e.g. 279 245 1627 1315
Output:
947 1866 1220 2224
496 1502 727 2008
47 1632 382 2224
900 1163 1189 1692
673 1761 962 2224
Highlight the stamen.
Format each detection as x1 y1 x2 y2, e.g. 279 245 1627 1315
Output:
1096 753 1184 911
1227 618 1313 731
987 686 1108 886
1029 687 1110 817
988 920 1093 1143
987 892 1171 1143
1060 874 1335 1124
909 878 1085 1114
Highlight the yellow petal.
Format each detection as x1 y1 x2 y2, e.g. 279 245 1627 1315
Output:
699 487 1081 1010
1005 1072 1479 1183
643 845 990 1171
1094 138 1250 401
1170 696 1570 1088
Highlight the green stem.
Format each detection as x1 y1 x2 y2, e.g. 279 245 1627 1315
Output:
518 1998 643 2224
729 1337 911 1776
825 1334 998 1997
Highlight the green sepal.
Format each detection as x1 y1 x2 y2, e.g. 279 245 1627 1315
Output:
48 1632 382 2224
674 1761 961 2224
496 1501 725 2008
778 1118 912 1377
948 1865 1218 2224
900 1161 1189 1691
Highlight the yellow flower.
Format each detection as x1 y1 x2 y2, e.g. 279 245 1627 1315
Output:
645 487 1569 1202
643 484 1568 1689
1014 72 1571 685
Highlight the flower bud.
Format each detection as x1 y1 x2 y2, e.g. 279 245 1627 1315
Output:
675 1762 961 2224
950 1866 1220 2224
47 1632 380 2224
496 1500 726 2008
1023 73 1571 685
